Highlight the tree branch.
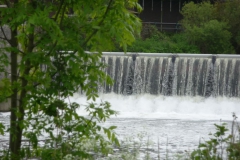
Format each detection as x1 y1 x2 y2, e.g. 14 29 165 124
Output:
3 71 23 79
59 4 67 27
0 36 9 41
82 0 114 47
54 0 65 21
0 26 11 45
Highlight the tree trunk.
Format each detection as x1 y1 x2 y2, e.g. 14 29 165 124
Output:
9 0 34 158
9 27 34 159
9 28 20 159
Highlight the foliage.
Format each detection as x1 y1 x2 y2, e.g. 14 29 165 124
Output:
116 24 200 53
181 1 237 54
121 0 240 54
170 33 200 53
184 20 234 54
191 123 229 160
191 113 240 160
215 0 240 53
181 1 235 54
181 1 215 28
0 0 141 159
0 78 12 103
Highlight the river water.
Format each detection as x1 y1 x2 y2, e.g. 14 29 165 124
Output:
0 94 239 159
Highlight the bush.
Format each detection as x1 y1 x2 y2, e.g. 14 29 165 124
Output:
181 1 236 54
185 20 235 54
126 33 199 53
191 113 240 160
181 1 215 28
114 25 200 53
170 33 200 53
215 0 240 53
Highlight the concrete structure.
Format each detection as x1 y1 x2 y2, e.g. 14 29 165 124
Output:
138 0 212 31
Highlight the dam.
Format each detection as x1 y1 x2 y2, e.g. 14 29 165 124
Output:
1 53 240 158
1 53 239 111
100 52 240 97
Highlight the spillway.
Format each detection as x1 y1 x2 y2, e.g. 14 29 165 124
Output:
100 52 240 97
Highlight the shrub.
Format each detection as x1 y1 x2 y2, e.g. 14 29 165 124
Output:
116 25 200 53
215 0 240 53
185 20 235 54
191 113 240 160
181 1 236 54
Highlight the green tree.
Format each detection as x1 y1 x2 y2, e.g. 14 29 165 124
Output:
215 0 240 53
121 25 199 53
0 0 141 159
181 1 235 54
184 20 234 54
181 1 215 28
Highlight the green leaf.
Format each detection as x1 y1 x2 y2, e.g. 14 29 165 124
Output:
0 0 142 157
92 26 100 30
109 126 117 130
0 123 5 135
107 130 111 140
114 138 120 147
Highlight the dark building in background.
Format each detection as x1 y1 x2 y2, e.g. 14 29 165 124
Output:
138 0 206 31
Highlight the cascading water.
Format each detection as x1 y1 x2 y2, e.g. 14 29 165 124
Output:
1 53 240 159
101 53 240 97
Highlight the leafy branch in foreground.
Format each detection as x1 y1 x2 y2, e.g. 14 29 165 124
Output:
0 0 142 159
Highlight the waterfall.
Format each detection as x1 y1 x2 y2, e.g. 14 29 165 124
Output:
100 53 240 97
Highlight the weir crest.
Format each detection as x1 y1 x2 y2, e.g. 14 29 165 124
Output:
100 52 240 97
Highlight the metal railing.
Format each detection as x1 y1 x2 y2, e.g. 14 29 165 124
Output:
142 22 182 32
102 52 240 59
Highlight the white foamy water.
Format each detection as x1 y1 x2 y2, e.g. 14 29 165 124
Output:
67 94 240 159
69 93 240 121
1 94 239 159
